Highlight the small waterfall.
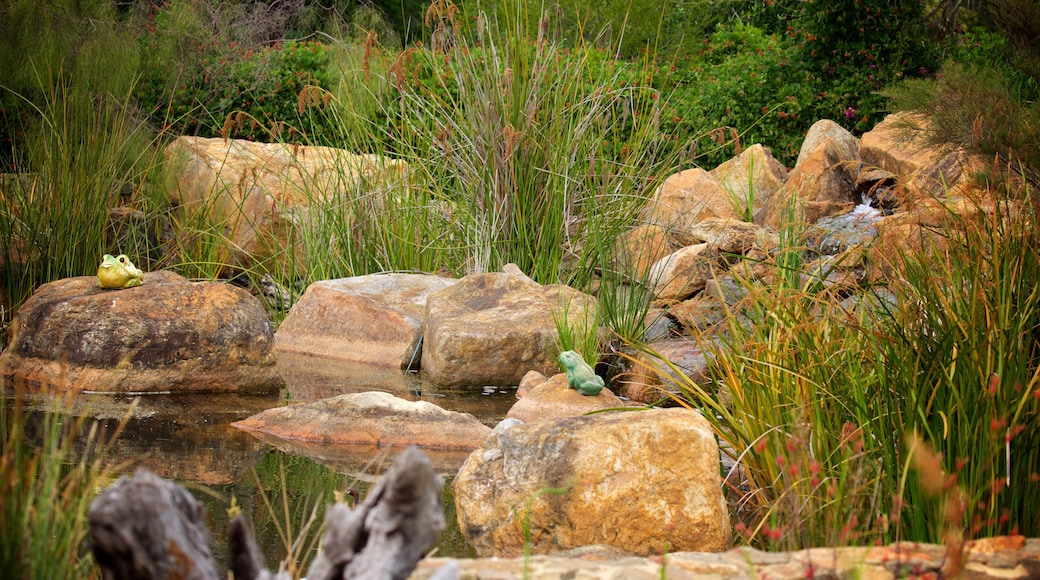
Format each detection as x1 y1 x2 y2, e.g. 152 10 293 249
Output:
809 193 883 255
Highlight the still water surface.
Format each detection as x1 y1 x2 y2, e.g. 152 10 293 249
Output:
25 352 517 568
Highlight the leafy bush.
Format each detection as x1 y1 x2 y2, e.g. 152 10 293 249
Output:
886 26 1040 188
136 4 341 145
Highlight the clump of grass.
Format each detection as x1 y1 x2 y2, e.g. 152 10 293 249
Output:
0 76 163 312
366 0 676 287
0 384 128 579
875 186 1040 540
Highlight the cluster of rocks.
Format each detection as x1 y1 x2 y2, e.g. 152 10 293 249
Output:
0 111 1014 570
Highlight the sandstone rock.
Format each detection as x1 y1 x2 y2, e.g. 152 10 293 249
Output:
453 407 730 557
275 273 458 369
623 340 715 404
421 265 598 388
648 244 722 303
685 218 778 255
411 537 1040 580
907 147 986 198
640 168 738 245
506 373 624 423
860 112 940 179
231 391 491 452
795 119 859 169
165 136 406 274
613 223 675 279
710 144 788 224
517 369 549 398
0 271 281 394
764 137 859 228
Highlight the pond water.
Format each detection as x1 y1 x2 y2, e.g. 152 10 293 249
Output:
13 352 518 568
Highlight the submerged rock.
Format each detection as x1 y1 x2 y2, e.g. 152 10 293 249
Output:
0 271 281 394
454 407 731 557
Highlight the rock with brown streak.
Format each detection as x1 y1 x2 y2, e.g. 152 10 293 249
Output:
763 137 859 228
275 273 458 369
421 264 597 388
453 407 731 558
685 218 778 255
0 271 281 394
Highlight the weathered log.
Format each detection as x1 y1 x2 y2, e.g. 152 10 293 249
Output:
88 447 448 580
306 446 446 580
88 468 220 580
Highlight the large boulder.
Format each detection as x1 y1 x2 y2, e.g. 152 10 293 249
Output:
710 144 789 224
640 168 739 246
763 137 859 228
859 112 941 180
275 273 458 369
421 265 597 388
0 271 281 394
232 391 492 452
165 136 406 275
859 112 985 204
453 408 731 557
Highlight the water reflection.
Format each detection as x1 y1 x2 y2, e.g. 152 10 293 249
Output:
6 355 515 562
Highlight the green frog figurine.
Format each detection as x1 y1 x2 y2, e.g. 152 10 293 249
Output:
558 350 605 396
97 254 144 289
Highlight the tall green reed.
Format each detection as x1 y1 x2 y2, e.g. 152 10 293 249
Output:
0 74 163 312
1 384 129 579
380 0 676 287
875 191 1040 541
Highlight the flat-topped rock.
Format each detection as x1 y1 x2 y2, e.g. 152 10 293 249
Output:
231 391 492 452
0 271 281 394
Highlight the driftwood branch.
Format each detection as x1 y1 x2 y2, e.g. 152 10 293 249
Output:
306 446 446 580
88 468 220 580
88 446 448 580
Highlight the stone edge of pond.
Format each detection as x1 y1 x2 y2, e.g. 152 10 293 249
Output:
410 536 1040 579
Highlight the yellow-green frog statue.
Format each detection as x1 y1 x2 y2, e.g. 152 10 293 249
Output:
97 254 144 289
